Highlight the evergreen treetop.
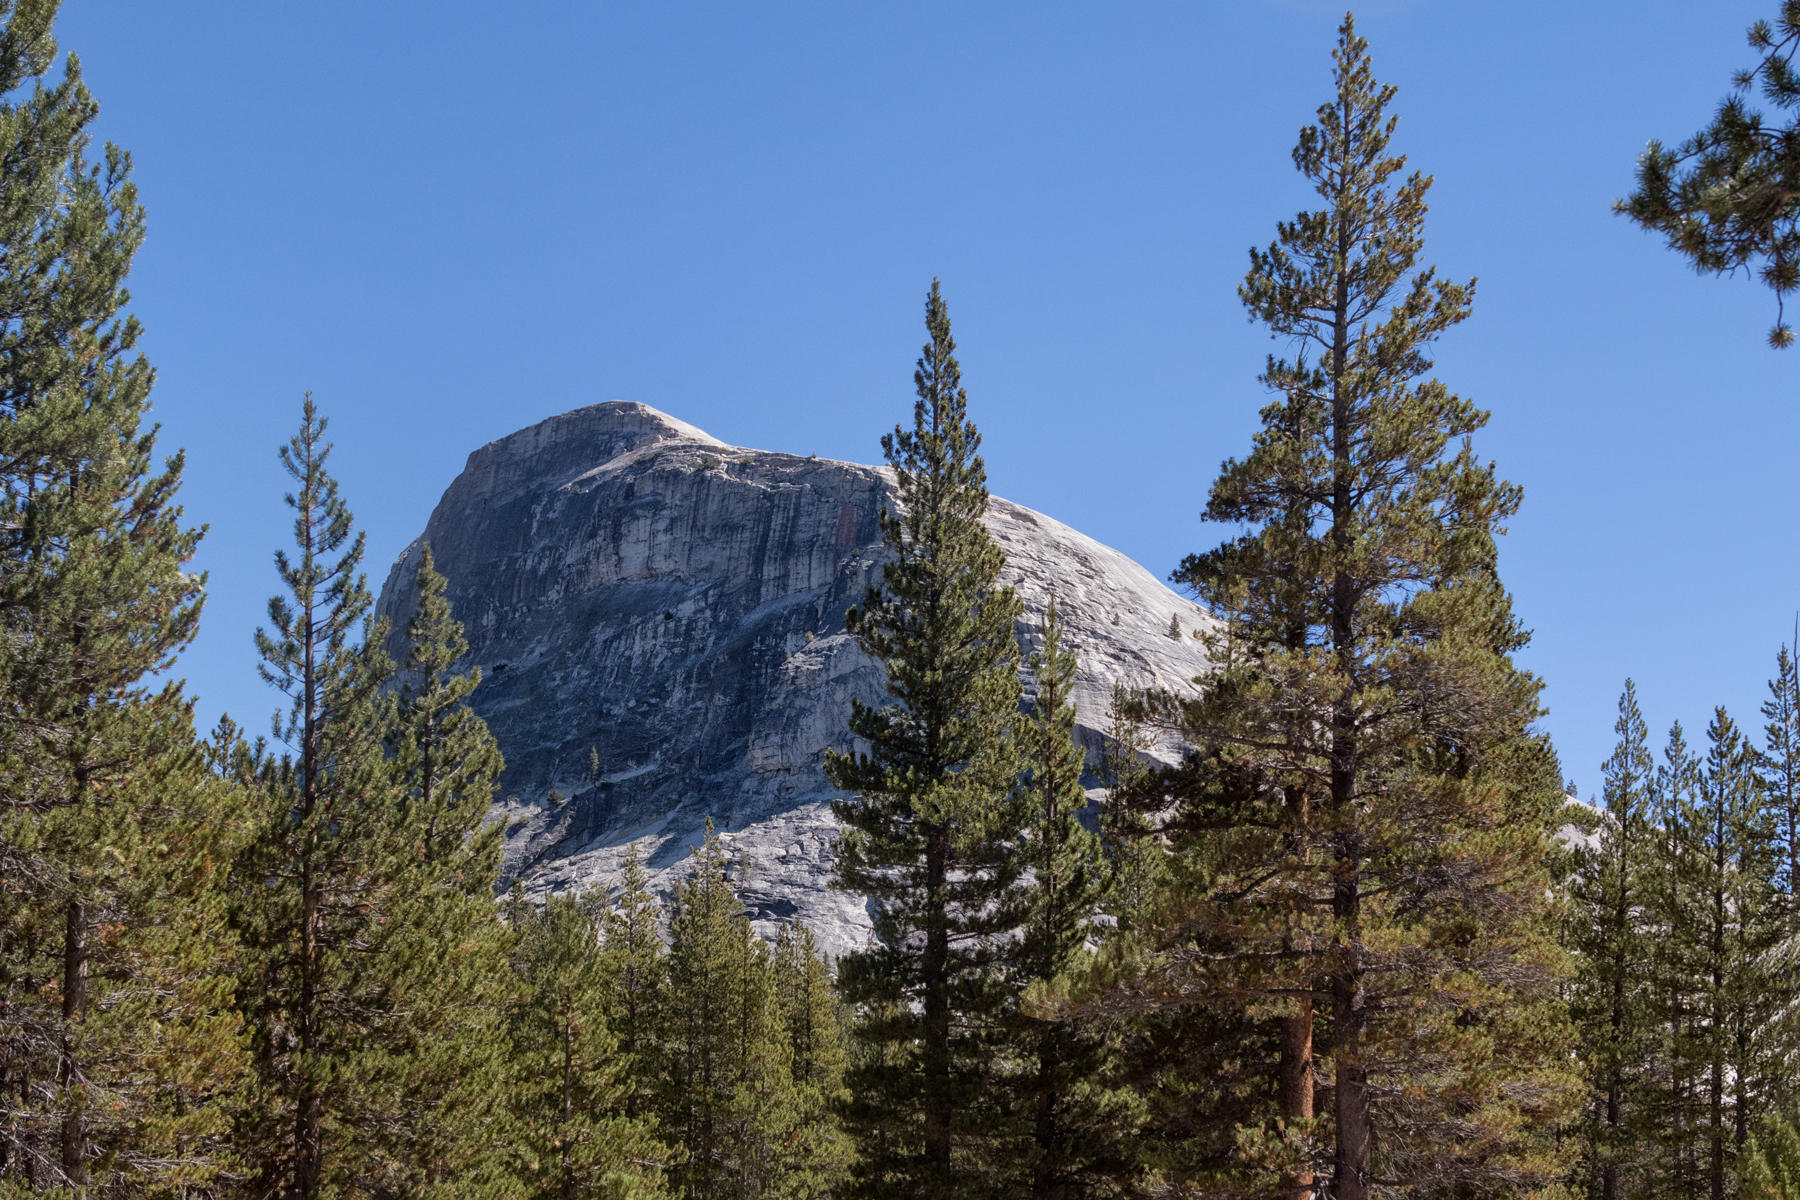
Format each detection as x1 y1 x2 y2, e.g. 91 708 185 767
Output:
0 1 240 1189
508 889 672 1200
826 279 1028 1199
1008 599 1140 1199
1120 16 1577 1197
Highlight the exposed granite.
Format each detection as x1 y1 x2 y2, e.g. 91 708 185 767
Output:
375 402 1213 956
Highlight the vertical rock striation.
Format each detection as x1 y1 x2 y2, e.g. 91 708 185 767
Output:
375 402 1211 955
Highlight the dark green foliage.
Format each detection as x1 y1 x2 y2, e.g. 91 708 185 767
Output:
366 546 517 1194
772 923 854 1199
600 844 669 1122
234 401 516 1199
1 710 251 1200
0 1 249 1191
1096 17 1578 1197
506 890 672 1200
660 827 807 1200
825 280 1027 1199
1619 1 1800 346
1596 702 1793 1200
1688 710 1780 1200
1743 1104 1800 1198
392 546 505 870
1097 682 1160 931
1647 721 1711 1198
1763 643 1800 905
233 397 399 1199
1006 600 1140 1197
1566 682 1657 1198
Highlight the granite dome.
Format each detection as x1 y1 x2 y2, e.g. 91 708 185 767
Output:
375 402 1213 955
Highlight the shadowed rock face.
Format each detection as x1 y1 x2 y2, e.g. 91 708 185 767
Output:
375 402 1212 956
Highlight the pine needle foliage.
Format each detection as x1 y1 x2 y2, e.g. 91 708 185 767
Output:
1097 682 1161 931
1690 709 1781 1200
772 923 855 1200
1006 600 1140 1198
1566 683 1800 1199
660 826 807 1200
1619 1 1800 346
1763 644 1800 907
234 396 398 1199
506 889 672 1200
1761 644 1800 1082
0 1 248 1191
1115 17 1578 1198
1743 1104 1800 1199
235 399 518 1199
1647 721 1710 1198
366 546 517 1195
600 844 670 1123
1566 681 1658 1199
825 280 1027 1200
392 545 505 871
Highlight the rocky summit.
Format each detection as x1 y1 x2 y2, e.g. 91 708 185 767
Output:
374 402 1213 956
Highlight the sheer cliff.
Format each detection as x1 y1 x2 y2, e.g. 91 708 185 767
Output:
375 402 1212 955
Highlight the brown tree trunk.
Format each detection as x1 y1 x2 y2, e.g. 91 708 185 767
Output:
1279 787 1315 1199
1331 868 1369 1200
1279 1002 1315 1197
1326 109 1369 1199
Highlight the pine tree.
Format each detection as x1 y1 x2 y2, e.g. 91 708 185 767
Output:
660 827 804 1200
1757 645 1800 1114
1097 682 1160 931
1109 18 1578 1197
1647 721 1709 1199
772 923 854 1200
1743 1103 1800 1198
1007 600 1140 1197
824 279 1027 1200
391 546 504 868
1690 709 1781 1200
0 1 249 1190
1568 681 1657 1198
601 844 669 1123
721 932 802 1200
2 713 251 1199
1763 643 1800 910
506 889 672 1200
1618 1 1800 346
232 397 419 1199
364 545 518 1194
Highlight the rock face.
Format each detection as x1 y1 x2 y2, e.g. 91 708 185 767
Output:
375 402 1212 956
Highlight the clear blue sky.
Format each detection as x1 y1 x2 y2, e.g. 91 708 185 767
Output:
53 0 1796 795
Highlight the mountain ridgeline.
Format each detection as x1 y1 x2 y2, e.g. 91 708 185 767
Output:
373 401 1211 954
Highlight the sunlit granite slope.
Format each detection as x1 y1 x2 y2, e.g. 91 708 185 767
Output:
375 402 1212 955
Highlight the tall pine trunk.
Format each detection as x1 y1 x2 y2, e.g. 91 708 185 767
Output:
1326 121 1372 1200
1279 1002 1314 1197
1123 16 1578 1195
826 281 1027 1198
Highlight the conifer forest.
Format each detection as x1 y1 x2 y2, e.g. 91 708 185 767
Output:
10 1 1800 1197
